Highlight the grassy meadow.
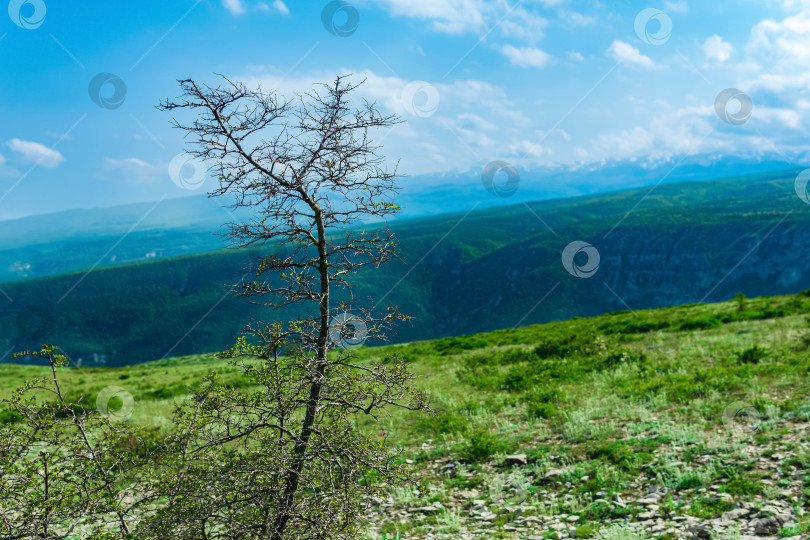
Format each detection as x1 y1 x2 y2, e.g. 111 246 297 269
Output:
3 292 810 538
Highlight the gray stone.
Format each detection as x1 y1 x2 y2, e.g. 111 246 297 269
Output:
504 454 528 467
752 517 781 535
721 508 750 521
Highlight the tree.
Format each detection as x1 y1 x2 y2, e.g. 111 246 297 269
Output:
146 76 430 538
0 76 427 539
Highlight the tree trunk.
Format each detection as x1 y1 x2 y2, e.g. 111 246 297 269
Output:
270 206 329 539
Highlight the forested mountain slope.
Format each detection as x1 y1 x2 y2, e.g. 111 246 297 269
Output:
3 169 809 366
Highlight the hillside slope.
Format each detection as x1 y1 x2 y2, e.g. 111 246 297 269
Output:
2 292 810 538
3 169 810 366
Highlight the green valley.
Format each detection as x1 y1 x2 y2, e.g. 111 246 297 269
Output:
3 169 810 366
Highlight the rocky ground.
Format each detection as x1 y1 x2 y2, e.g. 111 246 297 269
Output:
362 427 810 539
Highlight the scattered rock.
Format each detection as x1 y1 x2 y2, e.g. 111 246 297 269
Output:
687 525 711 539
503 454 528 467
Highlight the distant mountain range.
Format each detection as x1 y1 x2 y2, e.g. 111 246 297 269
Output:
3 166 810 366
0 195 237 283
1 156 799 284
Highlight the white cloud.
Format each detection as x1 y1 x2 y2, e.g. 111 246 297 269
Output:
568 51 584 62
223 65 749 178
596 126 655 161
186 59 810 186
606 40 655 69
499 8 549 42
559 10 596 26
104 157 150 168
7 139 64 167
442 113 497 147
778 0 810 11
454 112 496 132
272 0 289 15
756 106 803 128
369 0 550 38
536 128 571 142
747 13 810 67
228 0 289 16
369 0 487 34
0 153 18 177
233 68 532 175
527 0 567 5
101 157 160 183
511 140 549 158
744 13 810 93
664 0 688 13
223 0 246 15
239 68 526 122
755 71 810 93
584 104 715 165
500 44 552 68
703 35 733 64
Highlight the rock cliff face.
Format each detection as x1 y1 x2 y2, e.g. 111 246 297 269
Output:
415 206 810 338
602 222 810 305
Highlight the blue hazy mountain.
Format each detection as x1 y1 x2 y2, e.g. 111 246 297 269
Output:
2 166 809 366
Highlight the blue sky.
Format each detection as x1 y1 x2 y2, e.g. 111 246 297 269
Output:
2 0 810 219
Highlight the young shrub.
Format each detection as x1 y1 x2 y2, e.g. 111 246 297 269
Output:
737 346 767 365
460 430 508 462
679 317 723 331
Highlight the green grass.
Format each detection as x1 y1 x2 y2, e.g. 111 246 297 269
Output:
4 291 810 448
4 291 810 537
